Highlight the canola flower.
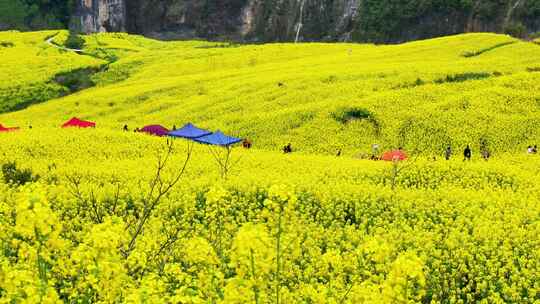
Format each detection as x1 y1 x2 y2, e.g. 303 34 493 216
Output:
1 30 540 303
1 31 540 153
0 129 538 303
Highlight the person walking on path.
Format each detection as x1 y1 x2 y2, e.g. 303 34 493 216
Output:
445 146 452 160
463 145 472 161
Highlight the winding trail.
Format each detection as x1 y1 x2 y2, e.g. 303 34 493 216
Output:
46 34 84 53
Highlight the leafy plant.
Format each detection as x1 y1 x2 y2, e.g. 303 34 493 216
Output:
1 161 39 186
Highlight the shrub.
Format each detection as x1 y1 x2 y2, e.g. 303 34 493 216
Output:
65 31 85 50
333 107 372 123
530 32 540 40
54 67 99 92
504 23 527 39
0 41 14 48
435 72 491 84
332 107 381 134
1 161 39 186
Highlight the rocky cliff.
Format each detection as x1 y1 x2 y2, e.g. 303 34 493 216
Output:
73 0 126 33
74 0 540 43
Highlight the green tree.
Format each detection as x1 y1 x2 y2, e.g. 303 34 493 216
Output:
0 0 29 30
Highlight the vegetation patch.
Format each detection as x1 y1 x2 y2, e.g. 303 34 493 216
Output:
1 161 39 186
54 67 102 93
195 43 241 49
504 23 527 39
65 32 85 50
0 41 14 48
332 107 381 134
393 78 426 89
461 41 516 58
321 75 338 84
527 67 540 72
0 83 68 113
434 72 492 84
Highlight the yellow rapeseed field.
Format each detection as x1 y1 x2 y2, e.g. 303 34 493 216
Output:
0 31 539 303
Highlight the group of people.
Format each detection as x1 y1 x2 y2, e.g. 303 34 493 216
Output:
120 124 539 159
123 124 178 133
445 145 490 161
283 143 293 153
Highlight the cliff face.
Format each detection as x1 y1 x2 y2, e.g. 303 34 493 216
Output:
74 0 126 33
74 0 540 43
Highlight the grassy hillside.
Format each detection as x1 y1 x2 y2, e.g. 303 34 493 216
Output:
0 31 104 112
1 31 540 155
0 31 539 302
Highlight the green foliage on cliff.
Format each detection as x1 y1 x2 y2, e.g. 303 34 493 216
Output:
0 0 73 31
353 0 540 42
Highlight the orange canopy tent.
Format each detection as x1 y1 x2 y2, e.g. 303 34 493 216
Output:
62 117 95 128
0 124 20 132
381 150 408 161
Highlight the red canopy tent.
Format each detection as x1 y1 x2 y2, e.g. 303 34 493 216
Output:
381 150 408 161
62 117 95 128
140 125 169 137
0 124 20 132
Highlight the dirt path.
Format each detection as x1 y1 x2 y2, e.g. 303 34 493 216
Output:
46 34 84 53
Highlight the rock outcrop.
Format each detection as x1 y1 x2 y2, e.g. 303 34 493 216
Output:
73 0 540 43
74 0 126 33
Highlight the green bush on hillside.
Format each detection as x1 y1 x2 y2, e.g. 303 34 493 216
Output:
332 107 373 124
65 31 85 50
504 23 528 39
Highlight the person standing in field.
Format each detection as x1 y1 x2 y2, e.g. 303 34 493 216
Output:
482 149 490 160
463 145 472 161
479 140 490 161
242 139 252 149
283 143 292 154
371 143 380 159
123 125 129 132
445 146 452 160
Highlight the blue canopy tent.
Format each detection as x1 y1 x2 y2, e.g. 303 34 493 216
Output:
166 123 212 157
193 130 243 178
193 131 242 146
168 123 211 139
